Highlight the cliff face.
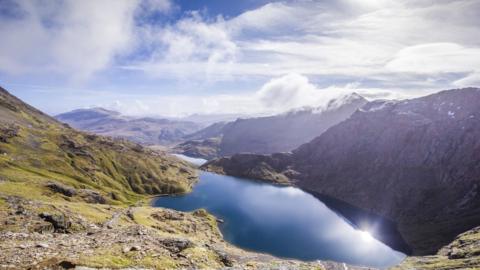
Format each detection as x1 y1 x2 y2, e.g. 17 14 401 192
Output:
202 88 480 256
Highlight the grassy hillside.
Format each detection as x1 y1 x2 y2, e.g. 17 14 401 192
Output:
0 87 197 205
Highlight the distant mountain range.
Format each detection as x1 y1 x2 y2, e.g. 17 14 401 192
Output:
56 108 202 145
202 88 480 256
174 93 367 159
174 113 252 126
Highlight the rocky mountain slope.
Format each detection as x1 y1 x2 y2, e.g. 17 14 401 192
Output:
0 86 364 269
56 108 202 145
202 88 480 258
393 225 480 269
175 93 367 159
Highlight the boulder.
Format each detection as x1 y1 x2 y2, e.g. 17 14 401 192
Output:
32 221 54 234
160 238 194 253
217 251 235 267
39 213 71 233
78 189 107 204
46 182 77 197
151 210 184 221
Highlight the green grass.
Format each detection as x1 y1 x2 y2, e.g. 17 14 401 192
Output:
78 247 134 268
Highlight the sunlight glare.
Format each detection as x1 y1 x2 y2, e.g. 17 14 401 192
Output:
360 230 375 243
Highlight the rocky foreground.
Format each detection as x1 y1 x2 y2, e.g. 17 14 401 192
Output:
393 226 480 270
0 192 372 270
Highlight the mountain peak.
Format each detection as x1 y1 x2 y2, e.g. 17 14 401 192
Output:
321 92 367 112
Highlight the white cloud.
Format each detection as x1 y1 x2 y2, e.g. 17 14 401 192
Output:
132 11 237 82
386 43 480 74
453 73 480 87
0 0 167 80
256 73 319 111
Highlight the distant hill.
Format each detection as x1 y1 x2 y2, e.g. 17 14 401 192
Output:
177 113 251 126
56 108 202 145
202 88 480 256
174 93 367 159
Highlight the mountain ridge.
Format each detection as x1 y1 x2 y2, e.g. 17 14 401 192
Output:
175 93 368 159
56 108 202 145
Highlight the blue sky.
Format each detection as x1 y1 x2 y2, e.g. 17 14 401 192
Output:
0 0 479 117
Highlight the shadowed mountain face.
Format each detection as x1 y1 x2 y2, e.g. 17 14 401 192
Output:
175 93 367 159
56 108 202 145
202 88 480 255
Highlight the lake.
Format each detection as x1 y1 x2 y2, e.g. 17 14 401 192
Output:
172 154 207 166
155 157 405 268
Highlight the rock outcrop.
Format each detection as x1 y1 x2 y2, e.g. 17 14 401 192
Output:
173 137 222 160
393 226 480 269
202 88 480 256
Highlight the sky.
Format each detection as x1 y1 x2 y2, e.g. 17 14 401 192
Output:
0 0 479 117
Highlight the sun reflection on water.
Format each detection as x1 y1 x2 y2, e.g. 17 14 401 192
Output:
359 230 375 243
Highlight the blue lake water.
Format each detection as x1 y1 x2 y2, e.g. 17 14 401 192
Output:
155 157 405 268
173 154 207 166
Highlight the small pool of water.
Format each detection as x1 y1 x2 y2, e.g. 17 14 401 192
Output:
153 171 406 268
172 154 207 166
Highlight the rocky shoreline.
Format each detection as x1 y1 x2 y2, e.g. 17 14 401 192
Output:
0 193 377 270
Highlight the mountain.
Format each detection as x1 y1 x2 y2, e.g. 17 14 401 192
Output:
182 121 228 141
0 86 358 269
172 122 227 159
175 93 367 159
176 113 250 126
202 88 480 256
56 108 202 145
